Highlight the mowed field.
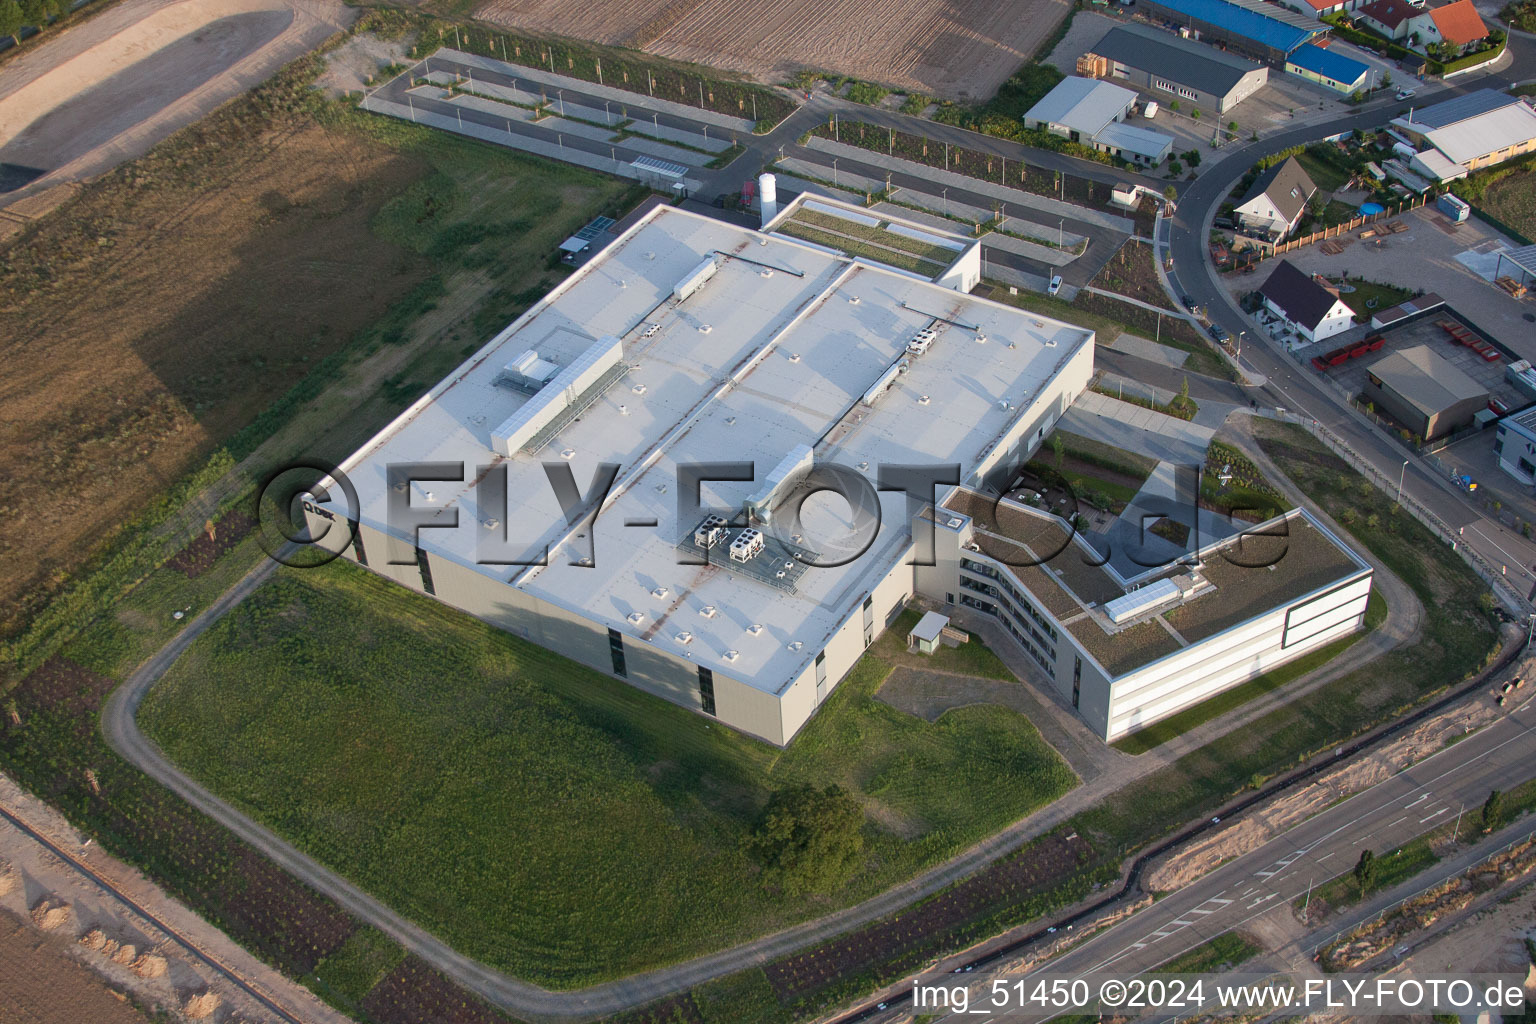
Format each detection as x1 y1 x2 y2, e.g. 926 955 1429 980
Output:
0 54 633 653
470 0 1070 99
139 563 1075 988
1478 166 1536 241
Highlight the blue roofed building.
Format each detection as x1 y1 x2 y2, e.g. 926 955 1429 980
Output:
1285 43 1372 92
1138 0 1327 63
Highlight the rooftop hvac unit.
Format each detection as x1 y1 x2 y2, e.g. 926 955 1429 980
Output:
673 257 720 303
694 514 729 549
906 328 939 355
729 528 765 563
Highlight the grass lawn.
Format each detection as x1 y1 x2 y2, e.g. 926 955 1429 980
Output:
1338 278 1415 318
1114 590 1388 755
1296 146 1351 193
140 563 1073 988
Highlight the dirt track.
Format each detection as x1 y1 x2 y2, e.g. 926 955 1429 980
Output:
0 0 354 215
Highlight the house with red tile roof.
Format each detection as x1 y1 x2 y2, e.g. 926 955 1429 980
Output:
1410 0 1489 50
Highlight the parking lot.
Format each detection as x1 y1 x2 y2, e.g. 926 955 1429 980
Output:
1229 205 1536 358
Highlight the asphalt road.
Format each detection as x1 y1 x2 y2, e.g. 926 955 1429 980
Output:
833 673 1536 1024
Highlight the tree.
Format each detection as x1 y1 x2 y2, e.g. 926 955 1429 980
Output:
1163 184 1179 201
1382 71 1393 88
1191 108 1202 120
0 0 22 43
1228 120 1239 132
19 0 42 26
1482 789 1506 833
1354 848 1377 894
745 784 865 895
1051 433 1065 471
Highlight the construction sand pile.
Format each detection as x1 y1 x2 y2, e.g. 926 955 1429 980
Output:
0 859 17 896
79 928 109 951
29 896 72 931
184 990 222 1019
112 942 138 965
131 953 168 978
1147 697 1502 892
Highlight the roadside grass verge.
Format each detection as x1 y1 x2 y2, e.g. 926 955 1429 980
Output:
1153 932 1260 973
139 564 1073 988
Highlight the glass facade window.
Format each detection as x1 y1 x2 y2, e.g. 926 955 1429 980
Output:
608 627 627 678
698 665 716 716
958 561 1061 674
415 546 435 596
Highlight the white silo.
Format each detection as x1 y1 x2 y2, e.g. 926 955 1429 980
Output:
758 172 778 228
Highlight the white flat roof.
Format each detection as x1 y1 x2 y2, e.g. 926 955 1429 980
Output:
322 204 1094 694
1420 101 1536 165
1025 76 1137 136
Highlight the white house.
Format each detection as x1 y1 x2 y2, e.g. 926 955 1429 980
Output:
1260 259 1355 342
1234 157 1318 241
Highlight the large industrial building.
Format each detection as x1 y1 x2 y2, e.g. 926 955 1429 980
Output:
1080 23 1270 114
1363 345 1488 441
306 202 1095 746
1390 90 1536 175
926 491 1373 741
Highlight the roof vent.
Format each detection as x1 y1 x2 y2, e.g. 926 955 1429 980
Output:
947 517 964 528
675 631 694 645
788 641 803 651
560 448 576 460
482 517 500 530
759 269 774 278
627 611 645 625
619 404 629 416
849 295 861 304
632 383 647 394
724 650 740 662
700 605 718 618
788 353 801 362
918 395 931 405
651 586 669 599
747 623 763 635
698 324 712 334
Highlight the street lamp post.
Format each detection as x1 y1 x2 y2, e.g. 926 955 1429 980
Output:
942 187 948 215
1397 458 1408 506
833 158 839 187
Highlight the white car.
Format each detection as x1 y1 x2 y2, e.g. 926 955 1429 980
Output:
1395 88 1415 100
1048 275 1063 296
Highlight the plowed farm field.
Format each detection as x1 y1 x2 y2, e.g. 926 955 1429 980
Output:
471 0 1069 100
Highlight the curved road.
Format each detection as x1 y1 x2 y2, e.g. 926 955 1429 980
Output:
1166 46 1536 610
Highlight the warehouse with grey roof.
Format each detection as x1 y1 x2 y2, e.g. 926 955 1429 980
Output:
1080 23 1270 113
